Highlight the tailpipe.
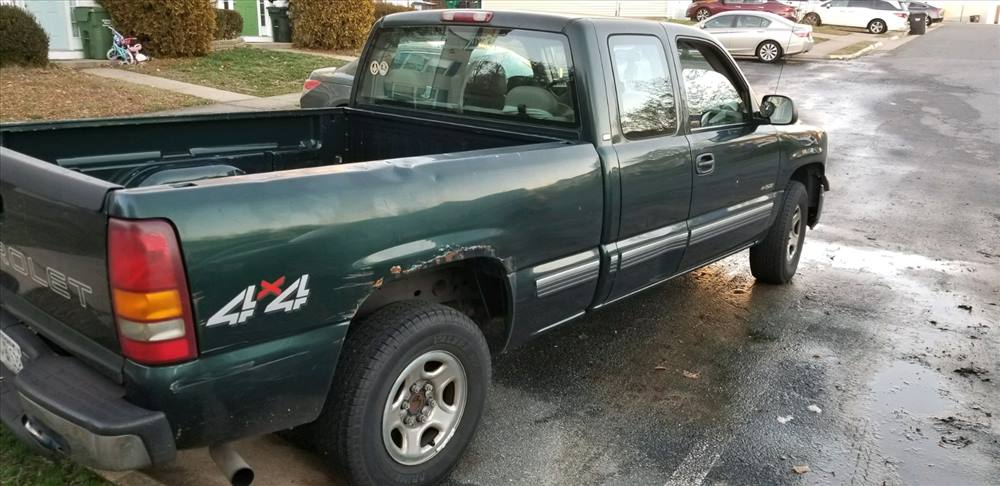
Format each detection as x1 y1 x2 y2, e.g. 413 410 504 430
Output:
209 443 254 486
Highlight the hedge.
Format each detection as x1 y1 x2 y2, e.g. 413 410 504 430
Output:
99 0 216 57
215 9 243 40
292 0 375 50
0 5 48 67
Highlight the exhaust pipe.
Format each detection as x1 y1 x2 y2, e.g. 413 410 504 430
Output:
209 443 254 486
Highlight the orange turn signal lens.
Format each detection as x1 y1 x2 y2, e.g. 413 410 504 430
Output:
112 289 183 322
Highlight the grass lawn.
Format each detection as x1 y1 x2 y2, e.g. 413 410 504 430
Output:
0 66 208 123
664 18 699 26
812 24 854 36
829 40 879 57
128 47 347 97
0 427 108 485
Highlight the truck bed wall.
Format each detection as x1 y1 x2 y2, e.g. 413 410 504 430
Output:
0 108 551 187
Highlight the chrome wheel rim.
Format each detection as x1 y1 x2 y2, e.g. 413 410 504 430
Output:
871 21 885 33
804 14 818 25
382 350 467 466
696 9 710 21
760 44 779 61
787 206 802 261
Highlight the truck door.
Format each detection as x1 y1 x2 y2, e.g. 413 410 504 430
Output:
599 28 693 303
673 37 780 271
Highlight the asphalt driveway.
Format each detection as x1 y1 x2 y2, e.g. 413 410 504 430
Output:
142 23 999 486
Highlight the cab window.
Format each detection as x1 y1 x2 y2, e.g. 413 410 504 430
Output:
609 35 678 139
736 15 771 28
676 39 749 129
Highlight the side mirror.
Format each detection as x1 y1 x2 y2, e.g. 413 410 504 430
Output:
759 94 798 125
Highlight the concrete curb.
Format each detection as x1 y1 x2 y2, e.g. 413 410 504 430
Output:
827 41 882 60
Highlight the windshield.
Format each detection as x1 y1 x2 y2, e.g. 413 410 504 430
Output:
356 26 577 127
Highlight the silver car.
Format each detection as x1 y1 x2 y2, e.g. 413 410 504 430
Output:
699 11 815 63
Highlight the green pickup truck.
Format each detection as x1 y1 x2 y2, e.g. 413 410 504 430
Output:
0 9 827 486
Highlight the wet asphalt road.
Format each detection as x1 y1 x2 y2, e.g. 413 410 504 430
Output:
145 24 999 486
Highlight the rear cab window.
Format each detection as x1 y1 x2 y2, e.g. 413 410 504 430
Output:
356 25 577 128
608 35 678 139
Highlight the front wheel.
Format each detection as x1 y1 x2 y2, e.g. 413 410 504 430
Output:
756 40 783 63
310 301 491 486
750 182 808 284
868 18 887 34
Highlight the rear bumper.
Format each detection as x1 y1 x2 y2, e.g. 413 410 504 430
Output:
1 310 175 470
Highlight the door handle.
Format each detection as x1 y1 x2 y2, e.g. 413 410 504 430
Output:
695 153 715 175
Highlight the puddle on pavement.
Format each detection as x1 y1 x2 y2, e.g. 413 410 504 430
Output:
869 361 993 484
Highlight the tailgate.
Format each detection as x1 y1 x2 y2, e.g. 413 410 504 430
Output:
0 147 123 380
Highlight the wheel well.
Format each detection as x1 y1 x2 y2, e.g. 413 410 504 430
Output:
789 163 825 228
869 18 885 28
353 258 511 354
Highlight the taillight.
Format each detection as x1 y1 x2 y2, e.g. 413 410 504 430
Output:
303 79 321 91
441 10 493 22
895 12 908 18
794 29 810 37
108 218 197 365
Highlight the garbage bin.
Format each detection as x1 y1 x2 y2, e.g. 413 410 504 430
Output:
72 6 114 60
909 12 927 34
267 7 292 43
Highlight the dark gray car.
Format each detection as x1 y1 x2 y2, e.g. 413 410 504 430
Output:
300 59 358 108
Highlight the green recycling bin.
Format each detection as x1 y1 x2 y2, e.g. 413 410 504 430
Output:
267 7 292 43
73 6 114 60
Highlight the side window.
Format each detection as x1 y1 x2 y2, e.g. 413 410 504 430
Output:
872 0 899 10
609 35 678 139
829 0 849 6
848 0 872 8
736 15 771 28
676 39 749 129
704 17 735 28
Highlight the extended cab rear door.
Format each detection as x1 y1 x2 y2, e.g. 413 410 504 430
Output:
594 21 693 302
0 147 123 380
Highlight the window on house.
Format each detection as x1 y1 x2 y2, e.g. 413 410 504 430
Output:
259 0 266 27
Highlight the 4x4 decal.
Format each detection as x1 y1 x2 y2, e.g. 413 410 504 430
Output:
206 275 310 327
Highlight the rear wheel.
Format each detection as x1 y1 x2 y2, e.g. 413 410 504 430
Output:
756 40 783 63
310 301 491 486
750 181 808 284
867 18 887 34
695 8 712 21
802 13 821 25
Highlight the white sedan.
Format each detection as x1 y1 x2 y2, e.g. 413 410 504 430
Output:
699 11 816 63
800 0 910 34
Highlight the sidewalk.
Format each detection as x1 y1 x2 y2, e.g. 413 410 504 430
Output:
81 68 301 114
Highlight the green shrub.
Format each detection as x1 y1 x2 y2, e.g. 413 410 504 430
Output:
0 5 48 67
374 2 414 19
99 0 216 57
215 9 243 40
292 0 375 50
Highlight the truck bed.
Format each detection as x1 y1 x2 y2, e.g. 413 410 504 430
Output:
0 108 563 187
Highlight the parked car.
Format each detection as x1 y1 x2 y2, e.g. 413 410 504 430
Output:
901 1 944 25
687 0 799 22
801 0 909 34
700 11 815 62
0 9 828 486
300 59 357 108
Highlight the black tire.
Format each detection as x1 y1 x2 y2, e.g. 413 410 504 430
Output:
802 13 821 26
756 40 783 63
695 7 711 21
310 301 491 486
750 181 808 284
867 18 887 34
